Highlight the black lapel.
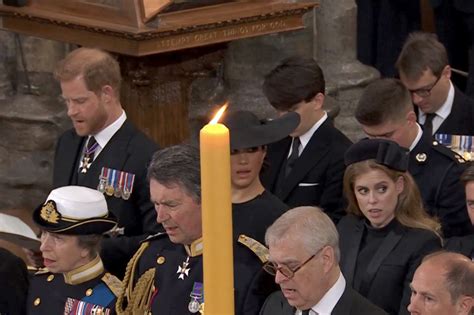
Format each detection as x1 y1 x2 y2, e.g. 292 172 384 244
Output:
79 121 134 189
54 132 86 187
332 285 352 315
342 219 364 286
358 222 404 295
278 120 332 200
263 137 291 191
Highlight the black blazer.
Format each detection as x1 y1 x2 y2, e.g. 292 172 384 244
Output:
435 87 474 136
53 120 160 276
338 215 442 315
259 285 388 315
0 248 28 315
410 132 472 237
261 119 352 223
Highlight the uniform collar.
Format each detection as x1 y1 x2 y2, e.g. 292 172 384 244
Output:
184 238 203 257
63 255 104 285
409 123 423 151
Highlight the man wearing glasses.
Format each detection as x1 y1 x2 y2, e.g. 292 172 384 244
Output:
354 78 472 238
396 31 474 136
260 206 387 315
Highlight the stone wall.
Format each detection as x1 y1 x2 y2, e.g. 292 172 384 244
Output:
0 0 379 212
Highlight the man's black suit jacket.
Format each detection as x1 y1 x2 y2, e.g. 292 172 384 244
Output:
338 215 441 315
259 285 388 315
409 132 472 237
261 119 352 223
53 120 160 276
435 87 474 136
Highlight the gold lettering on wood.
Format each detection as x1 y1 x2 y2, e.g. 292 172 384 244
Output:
153 19 288 51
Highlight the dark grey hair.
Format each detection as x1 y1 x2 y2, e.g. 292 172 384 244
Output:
147 144 201 203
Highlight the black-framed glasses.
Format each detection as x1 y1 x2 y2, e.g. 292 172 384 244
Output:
408 74 442 98
263 246 324 279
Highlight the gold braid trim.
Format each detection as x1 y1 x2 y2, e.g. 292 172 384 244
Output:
116 242 150 314
126 268 156 313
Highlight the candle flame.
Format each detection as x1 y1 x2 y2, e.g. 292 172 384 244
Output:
210 103 228 125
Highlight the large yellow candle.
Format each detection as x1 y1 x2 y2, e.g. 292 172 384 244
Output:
200 105 235 315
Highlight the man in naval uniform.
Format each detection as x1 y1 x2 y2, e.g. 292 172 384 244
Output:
51 47 160 277
117 145 276 315
355 78 472 237
27 186 122 315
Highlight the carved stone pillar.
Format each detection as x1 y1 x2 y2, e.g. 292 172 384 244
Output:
315 0 379 141
223 7 314 119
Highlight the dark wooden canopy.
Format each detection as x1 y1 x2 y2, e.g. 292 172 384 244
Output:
0 0 317 56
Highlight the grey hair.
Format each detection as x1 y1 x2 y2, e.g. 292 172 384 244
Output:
76 234 102 258
265 206 340 263
147 145 201 203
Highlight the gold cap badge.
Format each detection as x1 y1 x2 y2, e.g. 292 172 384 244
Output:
40 200 60 224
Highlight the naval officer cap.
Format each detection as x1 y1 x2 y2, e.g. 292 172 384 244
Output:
344 138 409 172
33 186 117 235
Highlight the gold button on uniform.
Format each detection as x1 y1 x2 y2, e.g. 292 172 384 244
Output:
157 256 166 264
86 288 93 296
34 298 41 306
47 275 54 282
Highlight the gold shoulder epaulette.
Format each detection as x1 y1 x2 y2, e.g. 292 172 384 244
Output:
238 234 269 263
102 272 122 297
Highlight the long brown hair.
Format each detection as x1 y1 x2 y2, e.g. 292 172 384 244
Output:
343 160 442 237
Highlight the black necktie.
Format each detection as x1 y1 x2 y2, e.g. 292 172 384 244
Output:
285 137 300 177
423 113 436 135
302 310 311 315
79 136 98 174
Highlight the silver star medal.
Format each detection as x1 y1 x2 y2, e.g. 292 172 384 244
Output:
177 257 191 280
79 156 92 173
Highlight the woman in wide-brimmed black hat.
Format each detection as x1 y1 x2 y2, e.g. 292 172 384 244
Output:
27 185 120 315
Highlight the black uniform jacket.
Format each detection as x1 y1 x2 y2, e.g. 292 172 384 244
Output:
435 87 474 136
259 285 388 315
409 133 472 237
338 215 441 315
0 248 28 315
26 258 121 315
53 120 160 276
126 230 277 315
261 119 352 223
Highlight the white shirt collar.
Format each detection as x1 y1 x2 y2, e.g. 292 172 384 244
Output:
418 81 454 134
409 123 423 152
92 110 126 150
296 272 346 315
299 112 328 152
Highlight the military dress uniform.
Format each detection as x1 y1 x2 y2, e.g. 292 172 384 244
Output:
28 186 122 315
27 256 121 315
410 133 472 237
118 232 271 315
